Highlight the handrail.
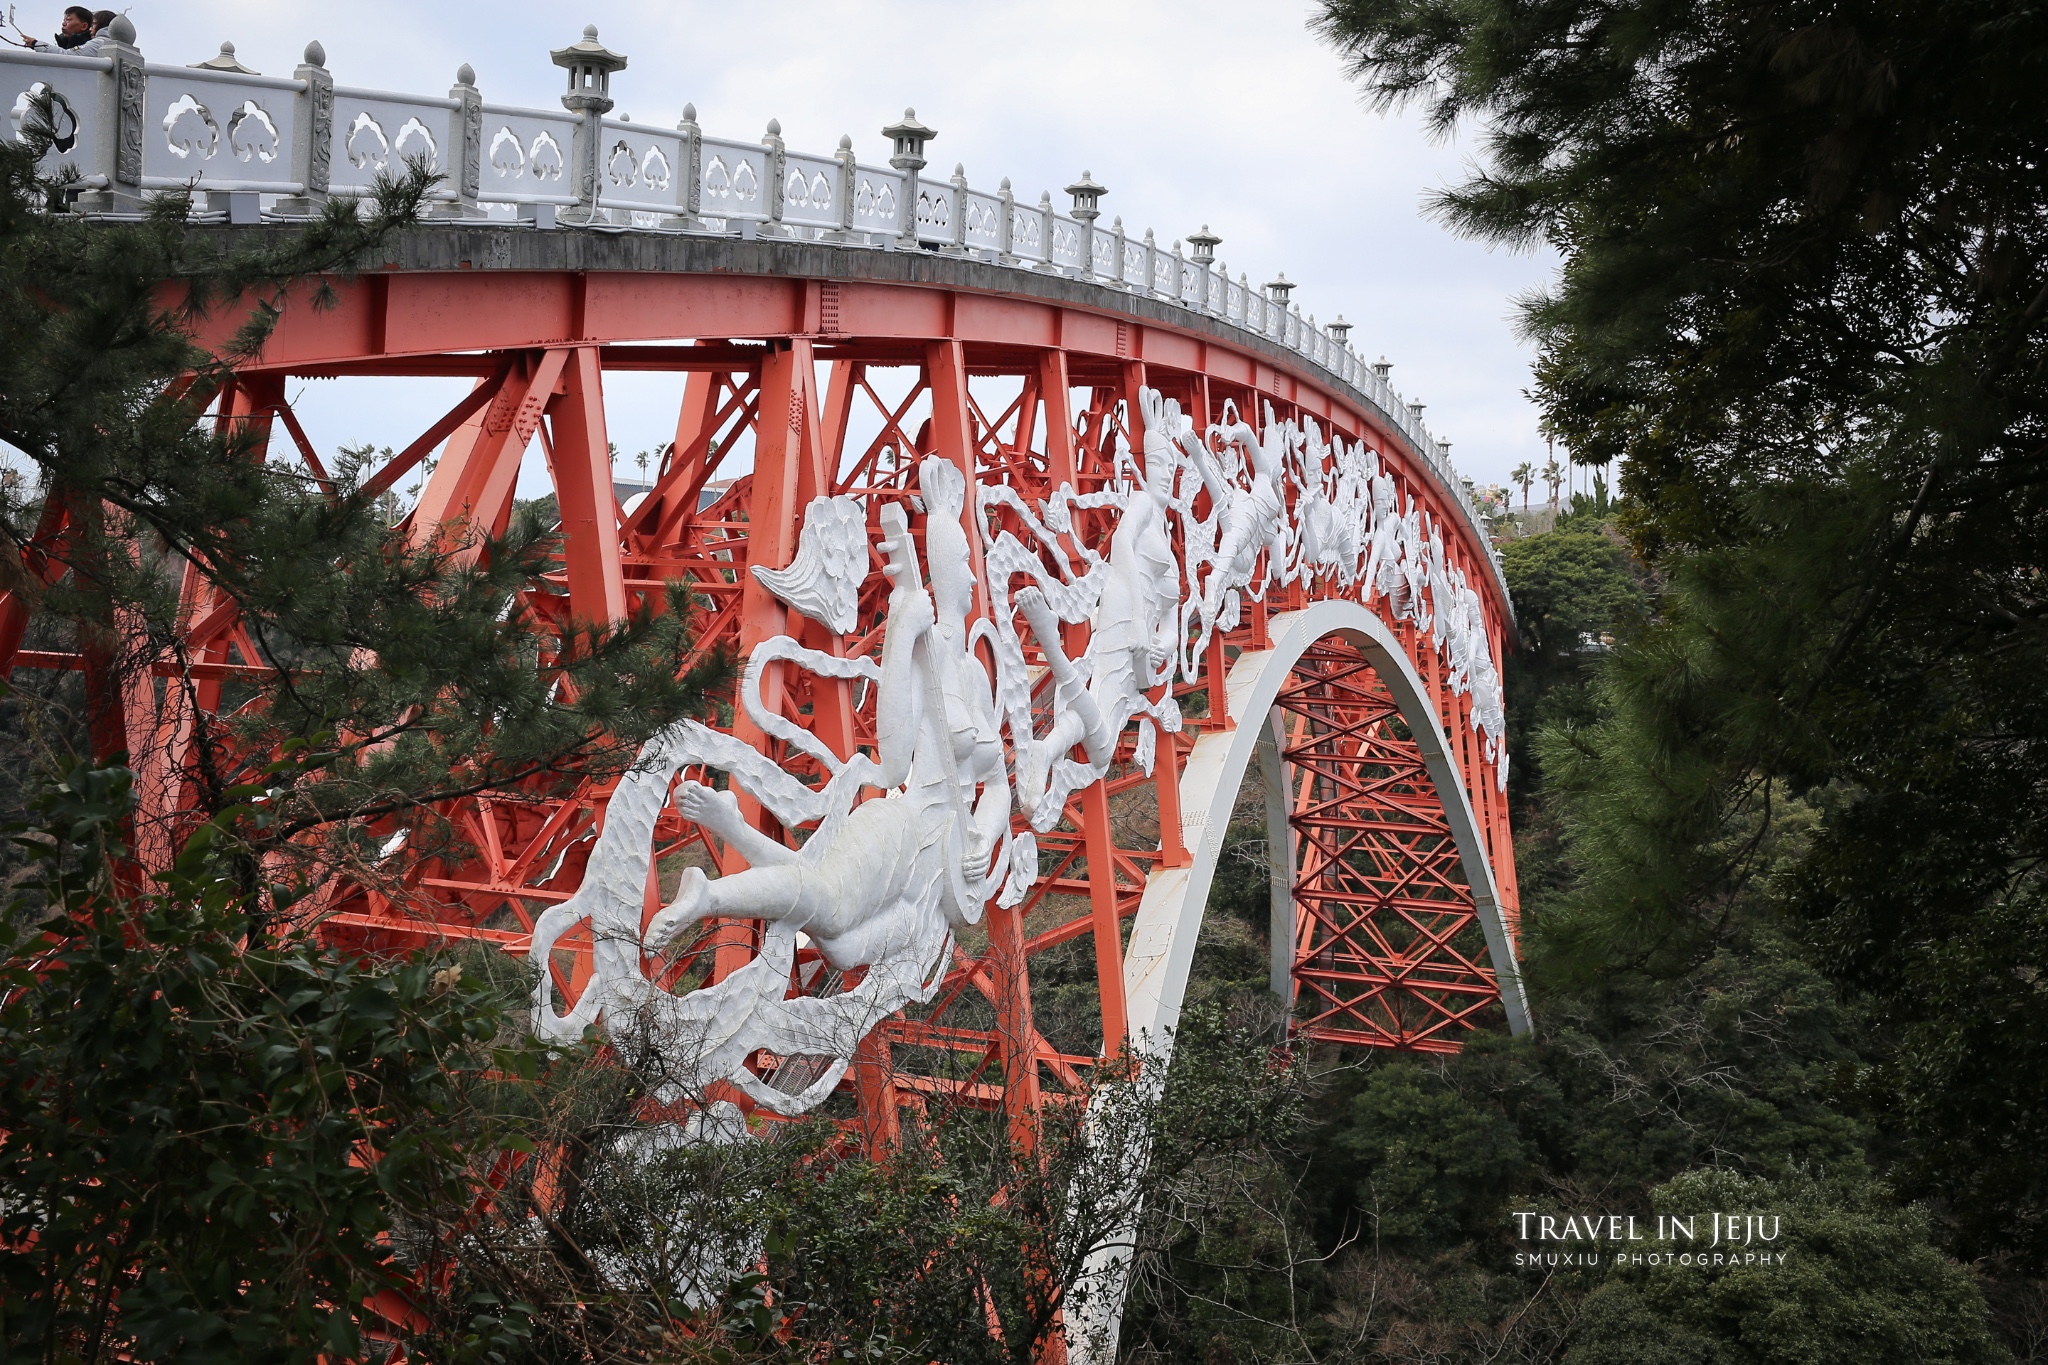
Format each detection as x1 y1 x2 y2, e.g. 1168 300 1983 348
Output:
0 20 1506 590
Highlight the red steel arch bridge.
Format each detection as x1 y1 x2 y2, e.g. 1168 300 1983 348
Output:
3 21 1526 1356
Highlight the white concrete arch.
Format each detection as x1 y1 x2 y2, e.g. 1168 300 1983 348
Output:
1124 600 1531 1051
1066 601 1530 1364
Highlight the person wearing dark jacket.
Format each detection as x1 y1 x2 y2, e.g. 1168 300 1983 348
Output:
19 7 95 49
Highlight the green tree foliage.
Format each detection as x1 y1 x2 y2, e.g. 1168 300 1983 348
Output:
1570 1170 2005 1365
0 767 535 1364
1498 516 1646 810
383 988 1303 1365
1312 0 2048 1268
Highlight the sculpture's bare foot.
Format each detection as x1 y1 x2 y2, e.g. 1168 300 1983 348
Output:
645 866 710 950
1015 740 1047 814
677 780 747 842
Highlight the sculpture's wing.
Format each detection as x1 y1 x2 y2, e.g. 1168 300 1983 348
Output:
752 494 868 634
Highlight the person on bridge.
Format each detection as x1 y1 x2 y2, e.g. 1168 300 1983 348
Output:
17 6 92 49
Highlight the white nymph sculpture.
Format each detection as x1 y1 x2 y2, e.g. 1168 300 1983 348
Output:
1298 422 1378 588
651 464 1020 962
527 470 1021 1119
1001 389 1187 831
1179 399 1289 677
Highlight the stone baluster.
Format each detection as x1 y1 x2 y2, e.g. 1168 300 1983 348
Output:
762 118 786 232
71 15 142 212
275 40 332 217
1171 238 1187 305
949 163 969 253
1109 216 1126 288
675 104 704 229
1142 228 1157 296
1037 191 1057 270
432 64 485 220
997 177 1016 263
834 134 857 238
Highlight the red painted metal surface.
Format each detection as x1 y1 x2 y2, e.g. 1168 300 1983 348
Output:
0 257 1521 1141
1277 639 1503 1052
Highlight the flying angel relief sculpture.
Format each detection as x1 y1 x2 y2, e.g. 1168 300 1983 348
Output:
1297 419 1377 589
527 387 1509 1139
990 387 1188 832
1178 400 1292 676
527 463 1024 1122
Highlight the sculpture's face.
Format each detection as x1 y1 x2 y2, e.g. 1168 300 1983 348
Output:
1129 432 1157 492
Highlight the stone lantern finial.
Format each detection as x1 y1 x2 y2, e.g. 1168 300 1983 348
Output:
1328 315 1352 345
193 40 257 74
882 108 936 172
881 109 938 245
552 24 627 115
1265 273 1294 305
1187 224 1220 266
1064 169 1106 223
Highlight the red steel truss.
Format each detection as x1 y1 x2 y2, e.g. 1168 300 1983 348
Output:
1277 638 1503 1053
0 248 1522 1141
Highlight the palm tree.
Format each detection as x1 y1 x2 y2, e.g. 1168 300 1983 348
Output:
1510 461 1534 511
1543 458 1563 511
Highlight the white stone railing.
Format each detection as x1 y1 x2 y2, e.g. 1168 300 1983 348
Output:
1 20 1500 578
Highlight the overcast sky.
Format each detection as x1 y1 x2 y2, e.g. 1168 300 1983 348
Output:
66 1 1560 491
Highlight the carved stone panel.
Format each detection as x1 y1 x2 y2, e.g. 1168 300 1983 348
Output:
113 55 144 185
